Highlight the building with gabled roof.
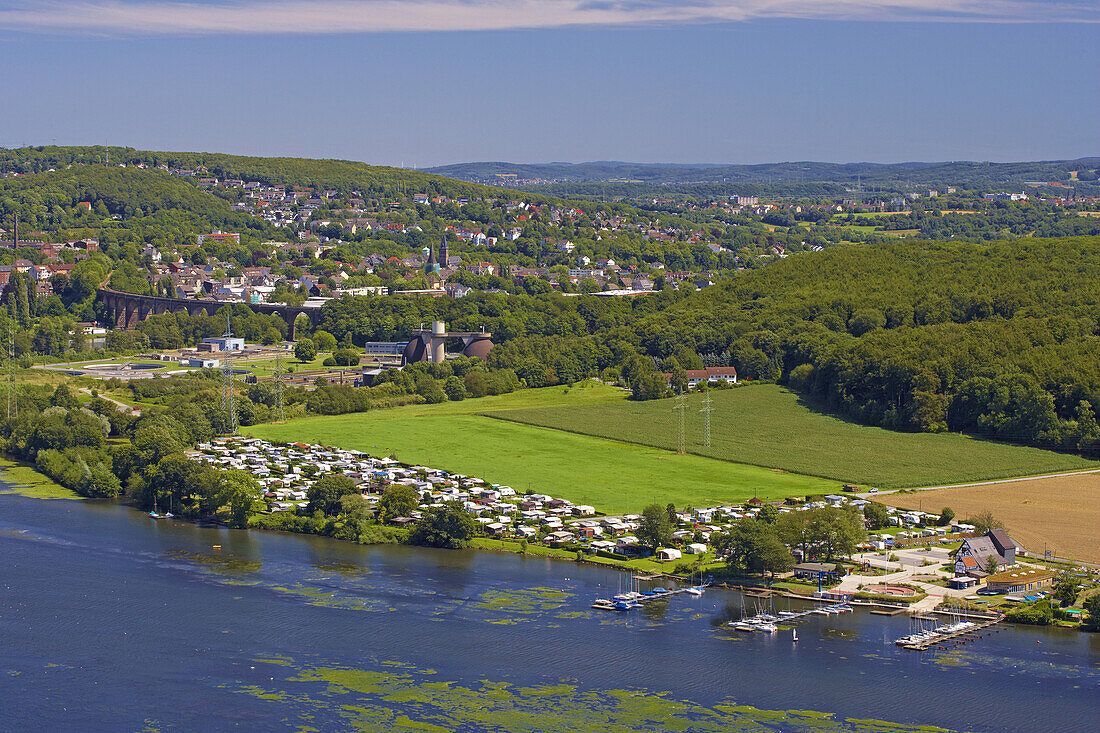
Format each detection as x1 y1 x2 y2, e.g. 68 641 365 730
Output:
953 529 1021 575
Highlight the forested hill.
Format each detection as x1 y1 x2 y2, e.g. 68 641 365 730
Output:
648 236 1100 450
0 146 505 202
0 166 278 249
428 158 1100 193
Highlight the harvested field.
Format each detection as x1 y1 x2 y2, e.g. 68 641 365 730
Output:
881 472 1100 564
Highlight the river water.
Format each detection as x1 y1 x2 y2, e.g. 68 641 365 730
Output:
2 491 1097 732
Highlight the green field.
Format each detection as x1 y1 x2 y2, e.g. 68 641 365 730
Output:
489 385 1098 489
236 352 337 376
243 383 839 513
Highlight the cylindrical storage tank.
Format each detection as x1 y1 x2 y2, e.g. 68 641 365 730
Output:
430 321 446 363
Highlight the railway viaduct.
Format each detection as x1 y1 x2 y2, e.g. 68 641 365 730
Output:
98 289 321 339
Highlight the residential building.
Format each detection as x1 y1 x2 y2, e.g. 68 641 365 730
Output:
953 529 1020 575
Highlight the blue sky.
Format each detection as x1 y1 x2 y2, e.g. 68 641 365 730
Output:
0 1 1097 166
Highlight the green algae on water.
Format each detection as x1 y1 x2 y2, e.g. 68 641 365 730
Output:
0 458 81 500
236 658 958 733
167 549 263 575
472 587 572 615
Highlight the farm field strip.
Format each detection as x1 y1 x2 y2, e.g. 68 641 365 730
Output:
484 385 1097 489
880 473 1100 565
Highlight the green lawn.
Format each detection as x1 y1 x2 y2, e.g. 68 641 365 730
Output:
237 352 335 376
488 384 1097 489
242 383 839 513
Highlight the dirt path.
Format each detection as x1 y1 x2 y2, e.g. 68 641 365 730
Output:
858 468 1100 498
80 388 139 415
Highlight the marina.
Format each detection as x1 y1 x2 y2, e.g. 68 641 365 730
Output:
728 600 853 633
591 575 711 610
2 491 1096 733
895 614 1003 651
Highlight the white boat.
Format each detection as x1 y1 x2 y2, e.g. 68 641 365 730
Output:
778 610 799 619
685 587 704 596
731 621 757 632
755 622 778 633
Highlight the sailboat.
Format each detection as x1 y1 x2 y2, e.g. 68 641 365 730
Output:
684 569 706 596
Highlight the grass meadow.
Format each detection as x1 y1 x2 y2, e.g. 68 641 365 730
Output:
488 384 1097 489
243 382 839 513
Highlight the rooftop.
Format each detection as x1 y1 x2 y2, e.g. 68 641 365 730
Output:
986 568 1056 584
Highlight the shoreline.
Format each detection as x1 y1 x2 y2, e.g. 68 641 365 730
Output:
0 464 1087 635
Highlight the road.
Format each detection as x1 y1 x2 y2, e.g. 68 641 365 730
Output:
836 547 967 613
856 468 1100 498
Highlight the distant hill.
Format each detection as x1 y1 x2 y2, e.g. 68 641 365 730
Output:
0 146 503 202
427 158 1100 194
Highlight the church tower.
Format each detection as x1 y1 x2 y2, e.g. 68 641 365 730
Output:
440 234 449 268
425 237 440 275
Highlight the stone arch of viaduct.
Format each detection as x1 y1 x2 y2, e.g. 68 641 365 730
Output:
98 289 320 339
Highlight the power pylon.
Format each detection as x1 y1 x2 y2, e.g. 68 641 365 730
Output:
700 390 712 447
221 314 237 434
273 347 286 424
7 320 17 420
673 390 687 454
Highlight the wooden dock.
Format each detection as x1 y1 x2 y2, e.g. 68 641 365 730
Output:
899 617 1001 650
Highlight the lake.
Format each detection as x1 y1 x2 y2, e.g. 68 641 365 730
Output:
2 490 1097 732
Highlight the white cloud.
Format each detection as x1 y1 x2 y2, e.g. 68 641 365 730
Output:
0 0 1096 36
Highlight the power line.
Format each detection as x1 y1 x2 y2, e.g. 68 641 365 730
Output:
700 390 712 448
221 313 237 434
673 390 687 454
7 319 16 420
273 346 285 424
